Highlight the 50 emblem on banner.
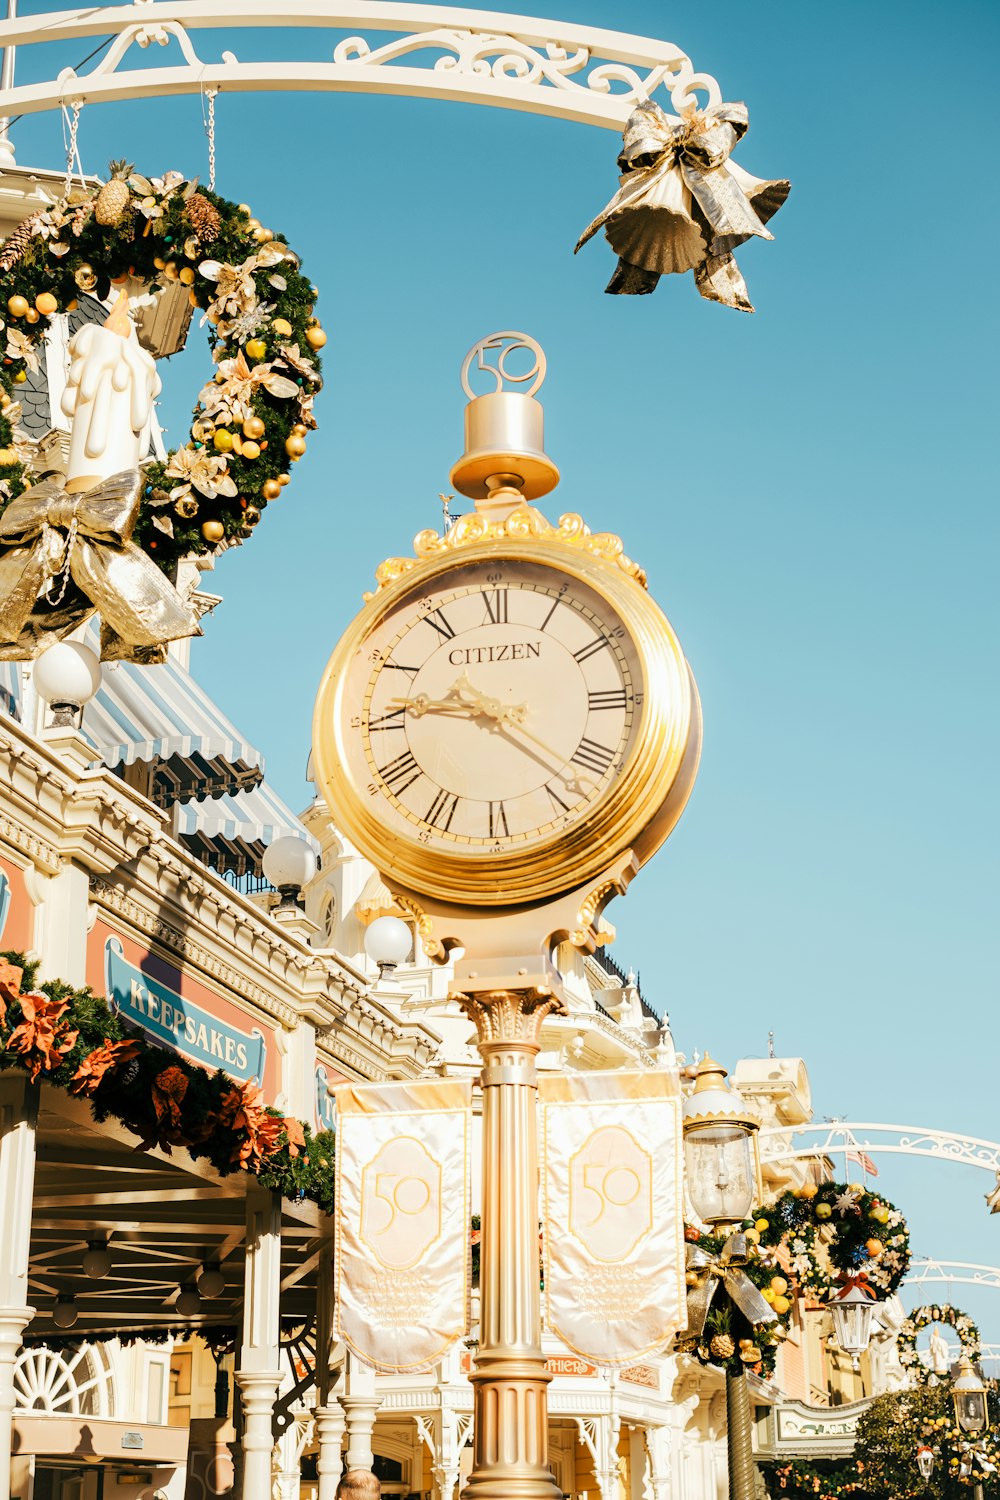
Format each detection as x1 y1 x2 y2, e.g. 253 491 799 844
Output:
362 1136 442 1270
570 1125 652 1262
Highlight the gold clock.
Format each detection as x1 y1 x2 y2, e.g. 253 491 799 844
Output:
312 525 701 908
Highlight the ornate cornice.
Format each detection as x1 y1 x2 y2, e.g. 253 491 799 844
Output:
90 875 301 1030
0 808 60 873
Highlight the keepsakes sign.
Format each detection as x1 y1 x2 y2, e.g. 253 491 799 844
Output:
539 1068 685 1365
334 1078 471 1372
86 919 281 1100
315 1061 348 1133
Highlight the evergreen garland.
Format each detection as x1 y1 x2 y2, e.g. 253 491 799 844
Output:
755 1182 910 1299
0 950 335 1212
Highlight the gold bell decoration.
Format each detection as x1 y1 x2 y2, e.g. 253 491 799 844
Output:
576 99 790 312
449 331 559 511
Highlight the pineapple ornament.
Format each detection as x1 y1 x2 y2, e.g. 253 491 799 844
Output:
94 161 134 227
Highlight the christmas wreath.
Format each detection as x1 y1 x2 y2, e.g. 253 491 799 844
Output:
674 1223 796 1379
0 163 325 573
0 950 335 1212
898 1304 982 1383
755 1181 910 1300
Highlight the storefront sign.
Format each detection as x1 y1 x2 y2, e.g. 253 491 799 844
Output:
315 1062 348 1133
86 919 281 1100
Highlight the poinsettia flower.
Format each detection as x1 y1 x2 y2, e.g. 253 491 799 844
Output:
200 246 287 321
5 991 78 1081
283 1117 306 1158
0 956 23 1028
215 301 275 343
202 349 298 423
165 445 237 501
211 1080 286 1168
273 342 319 386
70 1037 141 1097
5 329 41 372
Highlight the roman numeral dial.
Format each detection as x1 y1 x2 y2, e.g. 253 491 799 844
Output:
354 563 642 853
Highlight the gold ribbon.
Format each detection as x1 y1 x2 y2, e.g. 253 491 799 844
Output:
680 1232 779 1340
0 470 199 660
575 99 790 311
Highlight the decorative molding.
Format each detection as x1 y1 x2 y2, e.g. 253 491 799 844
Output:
760 1121 1000 1175
370 505 647 598
0 811 60 875
0 3 721 131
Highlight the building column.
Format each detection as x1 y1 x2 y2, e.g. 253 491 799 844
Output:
642 1426 671 1500
0 1077 38 1500
236 1184 283 1500
340 1352 382 1473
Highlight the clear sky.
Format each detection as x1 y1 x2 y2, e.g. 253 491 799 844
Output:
9 0 999 1343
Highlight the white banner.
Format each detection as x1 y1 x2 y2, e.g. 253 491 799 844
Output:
334 1078 471 1372
539 1068 684 1365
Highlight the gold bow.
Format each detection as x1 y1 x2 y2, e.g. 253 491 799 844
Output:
680 1232 779 1340
0 470 199 661
575 99 790 311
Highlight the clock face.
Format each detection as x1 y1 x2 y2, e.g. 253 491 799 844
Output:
336 558 645 857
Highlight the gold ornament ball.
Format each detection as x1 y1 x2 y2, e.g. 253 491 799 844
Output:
179 266 196 286
800 1183 818 1199
262 478 282 501
74 264 98 292
201 519 225 543
13 369 26 383
271 317 293 338
253 226 272 243
245 338 267 362
305 326 327 350
865 1238 884 1258
6 295 29 318
243 505 262 527
277 472 291 486
188 290 200 309
291 422 308 437
815 1203 832 1220
847 1182 864 1195
213 429 235 453
744 1227 761 1244
772 1295 791 1316
685 1270 699 1287
24 308 39 324
740 1346 762 1364
174 496 200 519
285 433 307 459
242 415 266 440
241 440 261 461
755 1218 769 1232
0 446 17 465
770 1276 788 1295
246 217 261 233
761 1287 776 1305
35 292 58 316
153 256 167 271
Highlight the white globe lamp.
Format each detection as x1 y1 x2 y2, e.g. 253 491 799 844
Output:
365 915 411 977
175 1286 201 1318
197 1263 226 1299
82 1239 112 1279
52 1297 78 1329
262 834 317 911
33 642 101 726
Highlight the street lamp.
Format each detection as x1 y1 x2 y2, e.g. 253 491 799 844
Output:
952 1356 988 1435
828 1280 876 1369
916 1445 935 1486
364 915 411 978
32 641 101 727
262 834 317 911
682 1055 762 1500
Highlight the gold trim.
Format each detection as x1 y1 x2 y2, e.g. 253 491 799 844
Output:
365 502 647 597
313 522 701 910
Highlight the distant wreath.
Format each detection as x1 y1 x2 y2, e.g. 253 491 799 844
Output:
754 1181 911 1300
898 1304 981 1383
0 162 325 573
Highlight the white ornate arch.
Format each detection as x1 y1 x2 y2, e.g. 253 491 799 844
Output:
0 2 721 130
13 1342 117 1418
760 1121 1000 1175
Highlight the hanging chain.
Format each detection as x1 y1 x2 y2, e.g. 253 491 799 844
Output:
61 100 84 199
44 517 80 607
202 86 218 192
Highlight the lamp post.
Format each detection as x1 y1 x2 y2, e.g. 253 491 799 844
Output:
682 1055 762 1500
952 1357 989 1500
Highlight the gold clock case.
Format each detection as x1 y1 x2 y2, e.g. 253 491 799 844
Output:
312 528 701 909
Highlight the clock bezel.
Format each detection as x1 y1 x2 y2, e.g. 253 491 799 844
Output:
312 536 698 907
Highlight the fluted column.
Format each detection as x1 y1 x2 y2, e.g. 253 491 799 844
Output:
236 1184 283 1500
455 986 564 1500
0 1077 38 1500
314 1404 346 1500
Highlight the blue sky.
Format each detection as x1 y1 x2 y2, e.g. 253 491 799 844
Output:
8 0 999 1338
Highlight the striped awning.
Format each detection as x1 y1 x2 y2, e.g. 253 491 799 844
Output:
82 653 265 808
175 781 317 878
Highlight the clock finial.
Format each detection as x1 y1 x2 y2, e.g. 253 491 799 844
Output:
450 331 560 514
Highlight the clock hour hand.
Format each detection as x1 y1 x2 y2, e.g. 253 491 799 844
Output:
389 672 527 725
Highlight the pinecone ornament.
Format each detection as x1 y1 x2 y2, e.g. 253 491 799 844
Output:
186 193 222 245
94 160 134 227
710 1333 736 1361
0 214 39 274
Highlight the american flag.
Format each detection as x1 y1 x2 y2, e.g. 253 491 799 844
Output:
846 1148 879 1179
